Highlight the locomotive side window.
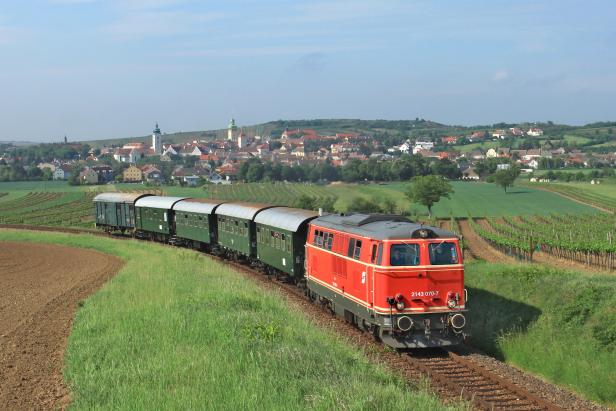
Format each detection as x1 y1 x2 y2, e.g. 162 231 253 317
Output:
390 244 420 266
353 240 362 260
428 242 458 265
326 234 333 250
376 243 383 265
347 238 356 257
370 244 377 263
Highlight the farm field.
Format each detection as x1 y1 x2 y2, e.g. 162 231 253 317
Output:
378 181 597 217
0 229 461 410
191 181 598 218
0 182 160 228
525 181 616 211
0 180 600 227
465 261 616 406
0 241 122 409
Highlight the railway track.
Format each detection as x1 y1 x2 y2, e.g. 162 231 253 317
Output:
405 348 562 411
0 225 572 410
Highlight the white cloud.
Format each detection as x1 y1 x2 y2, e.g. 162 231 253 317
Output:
492 70 510 83
102 10 223 40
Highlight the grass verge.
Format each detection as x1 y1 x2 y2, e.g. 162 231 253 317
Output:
0 229 463 410
466 261 616 406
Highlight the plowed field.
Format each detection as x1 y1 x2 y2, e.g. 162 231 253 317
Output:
0 242 122 410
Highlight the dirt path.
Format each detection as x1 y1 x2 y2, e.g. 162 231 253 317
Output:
0 241 123 410
457 219 518 264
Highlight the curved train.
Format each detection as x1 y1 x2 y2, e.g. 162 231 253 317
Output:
94 192 469 349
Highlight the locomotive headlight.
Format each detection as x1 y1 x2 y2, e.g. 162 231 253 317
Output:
447 298 457 309
396 301 405 311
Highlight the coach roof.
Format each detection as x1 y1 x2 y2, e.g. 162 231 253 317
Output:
134 196 187 209
216 202 276 220
254 207 318 232
312 213 456 240
93 192 153 204
173 198 225 214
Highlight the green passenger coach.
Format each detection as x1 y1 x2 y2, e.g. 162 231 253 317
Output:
172 198 226 247
93 192 153 231
215 202 276 258
254 207 318 278
134 196 187 240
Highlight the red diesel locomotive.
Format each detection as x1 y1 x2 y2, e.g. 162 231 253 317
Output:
305 214 468 348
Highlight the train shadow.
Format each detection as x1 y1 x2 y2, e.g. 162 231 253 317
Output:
466 287 541 360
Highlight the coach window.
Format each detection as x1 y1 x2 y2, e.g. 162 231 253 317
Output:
428 242 459 265
313 229 318 245
390 244 420 266
323 232 329 249
327 234 334 250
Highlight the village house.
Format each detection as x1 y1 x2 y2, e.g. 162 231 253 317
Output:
527 127 544 137
123 165 143 182
491 130 507 139
441 136 459 145
53 164 73 180
144 166 161 178
508 127 525 137
79 168 99 185
91 165 114 183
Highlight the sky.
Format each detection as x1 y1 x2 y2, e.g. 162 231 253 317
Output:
0 0 615 142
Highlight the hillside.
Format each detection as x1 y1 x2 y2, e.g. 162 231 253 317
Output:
77 118 616 149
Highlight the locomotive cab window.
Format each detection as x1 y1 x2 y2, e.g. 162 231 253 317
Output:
390 244 420 266
428 242 459 265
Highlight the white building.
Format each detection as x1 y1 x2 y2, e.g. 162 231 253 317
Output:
152 123 162 154
527 128 544 137
228 118 237 141
412 141 434 154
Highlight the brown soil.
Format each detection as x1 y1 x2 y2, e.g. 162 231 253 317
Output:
0 241 123 410
457 219 518 264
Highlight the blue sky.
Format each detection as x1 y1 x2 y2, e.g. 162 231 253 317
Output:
1 0 615 142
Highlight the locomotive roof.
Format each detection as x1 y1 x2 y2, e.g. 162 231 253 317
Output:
254 207 319 232
312 213 457 240
93 192 153 204
134 196 187 209
215 202 277 220
173 198 226 214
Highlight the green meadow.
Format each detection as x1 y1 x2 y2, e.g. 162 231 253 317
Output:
0 229 463 411
466 261 616 406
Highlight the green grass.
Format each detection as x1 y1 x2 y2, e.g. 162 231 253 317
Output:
0 229 462 411
380 181 597 217
524 181 616 211
562 134 591 144
466 262 616 406
188 181 597 218
450 141 499 153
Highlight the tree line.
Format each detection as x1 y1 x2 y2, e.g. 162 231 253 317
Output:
237 155 462 183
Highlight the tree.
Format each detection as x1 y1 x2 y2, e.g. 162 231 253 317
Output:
492 166 521 193
405 175 453 217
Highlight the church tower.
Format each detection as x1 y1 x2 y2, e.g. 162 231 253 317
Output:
152 122 162 154
228 118 237 141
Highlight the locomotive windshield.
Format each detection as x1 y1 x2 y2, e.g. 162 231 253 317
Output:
390 244 420 266
428 242 459 265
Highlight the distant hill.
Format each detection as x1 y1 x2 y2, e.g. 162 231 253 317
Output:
77 118 616 149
